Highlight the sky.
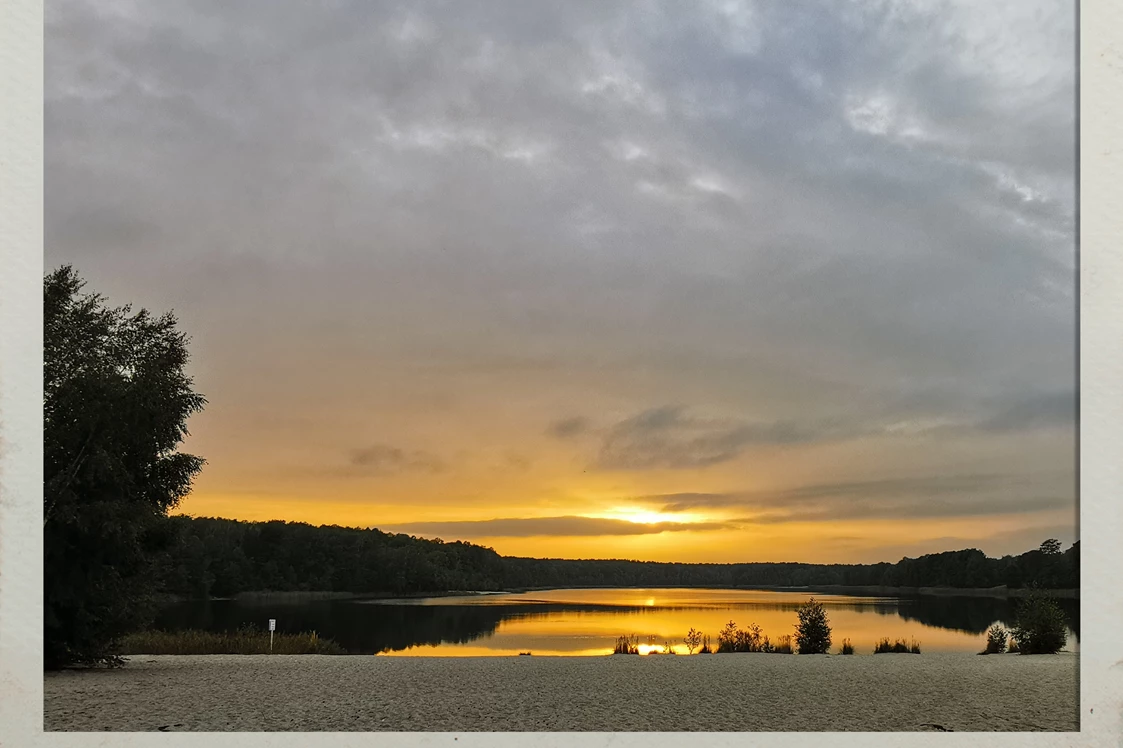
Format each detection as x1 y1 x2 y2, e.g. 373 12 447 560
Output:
45 0 1077 564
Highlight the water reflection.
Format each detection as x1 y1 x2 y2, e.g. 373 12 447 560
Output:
153 588 1078 656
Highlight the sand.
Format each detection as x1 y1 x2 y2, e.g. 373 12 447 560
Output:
44 652 1079 732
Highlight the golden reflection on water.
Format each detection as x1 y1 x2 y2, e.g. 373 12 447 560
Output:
377 588 1028 657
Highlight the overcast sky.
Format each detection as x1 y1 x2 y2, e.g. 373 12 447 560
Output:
46 0 1076 563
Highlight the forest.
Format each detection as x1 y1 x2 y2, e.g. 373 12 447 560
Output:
157 515 1079 599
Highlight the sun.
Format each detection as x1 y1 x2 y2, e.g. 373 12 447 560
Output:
593 507 706 526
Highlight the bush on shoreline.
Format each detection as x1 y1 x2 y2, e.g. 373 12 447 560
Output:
838 638 854 655
115 627 345 655
613 634 640 655
795 599 832 654
1010 592 1068 654
980 625 1008 655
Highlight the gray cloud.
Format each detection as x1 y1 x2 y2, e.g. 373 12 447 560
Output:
546 416 592 439
44 1 1075 543
596 391 1076 470
595 406 828 470
641 471 1073 522
350 445 444 474
386 515 734 538
974 391 1076 434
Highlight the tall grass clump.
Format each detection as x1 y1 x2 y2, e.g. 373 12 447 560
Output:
838 638 854 655
794 598 832 654
116 627 345 655
771 634 794 654
873 637 920 654
1010 591 1068 654
613 634 640 654
980 625 1008 655
698 635 713 654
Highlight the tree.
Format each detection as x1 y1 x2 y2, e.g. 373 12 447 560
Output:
794 598 832 654
1010 591 1068 655
44 267 206 668
684 627 702 655
1039 539 1062 556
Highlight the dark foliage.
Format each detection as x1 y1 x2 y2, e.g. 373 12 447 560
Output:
794 598 831 654
684 627 702 654
838 638 854 655
873 637 921 654
980 624 1008 654
613 634 640 654
155 517 1079 601
44 267 205 669
1010 592 1068 654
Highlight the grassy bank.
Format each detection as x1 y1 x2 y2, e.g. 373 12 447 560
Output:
116 629 346 655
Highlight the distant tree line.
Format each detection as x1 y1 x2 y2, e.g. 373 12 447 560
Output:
157 516 1079 599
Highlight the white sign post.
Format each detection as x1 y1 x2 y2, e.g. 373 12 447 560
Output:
268 619 276 652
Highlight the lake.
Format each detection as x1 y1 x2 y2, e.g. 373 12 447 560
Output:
154 588 1079 656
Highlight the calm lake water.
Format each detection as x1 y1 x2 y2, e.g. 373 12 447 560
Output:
154 588 1079 656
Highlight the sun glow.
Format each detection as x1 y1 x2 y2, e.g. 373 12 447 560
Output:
594 507 707 526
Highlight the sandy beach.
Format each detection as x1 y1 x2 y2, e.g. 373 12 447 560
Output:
44 652 1079 732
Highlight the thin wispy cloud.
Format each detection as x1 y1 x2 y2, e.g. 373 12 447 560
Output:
387 515 735 538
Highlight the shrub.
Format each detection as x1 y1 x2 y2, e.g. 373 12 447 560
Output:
794 598 832 654
873 637 918 654
1010 592 1068 654
838 638 854 655
771 634 794 654
717 620 740 653
684 628 703 654
699 635 712 654
613 634 640 655
980 625 1008 655
1007 637 1019 654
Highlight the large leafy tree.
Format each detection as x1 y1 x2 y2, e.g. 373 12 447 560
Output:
44 266 205 668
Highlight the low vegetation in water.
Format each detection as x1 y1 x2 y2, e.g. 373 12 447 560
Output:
115 626 345 655
873 637 921 654
613 634 640 655
684 627 703 654
714 621 793 653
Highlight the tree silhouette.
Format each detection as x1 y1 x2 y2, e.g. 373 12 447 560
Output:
44 267 206 668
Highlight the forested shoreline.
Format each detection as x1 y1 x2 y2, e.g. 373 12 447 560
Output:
158 516 1079 600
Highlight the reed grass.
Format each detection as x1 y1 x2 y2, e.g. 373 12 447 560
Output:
838 638 854 655
613 634 640 655
115 628 345 655
873 637 921 654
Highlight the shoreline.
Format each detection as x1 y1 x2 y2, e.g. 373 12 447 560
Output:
44 652 1079 732
156 584 1079 604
